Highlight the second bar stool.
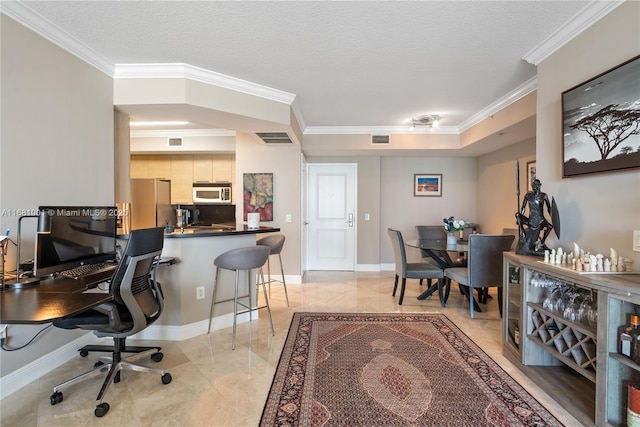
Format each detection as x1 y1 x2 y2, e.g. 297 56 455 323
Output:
208 245 274 350
256 234 289 306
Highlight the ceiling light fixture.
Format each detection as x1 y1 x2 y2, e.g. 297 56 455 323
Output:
411 115 440 130
129 121 190 127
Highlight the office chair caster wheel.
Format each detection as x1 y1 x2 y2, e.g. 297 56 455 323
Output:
161 373 172 384
50 391 63 405
94 402 109 417
79 350 89 357
94 361 105 369
151 352 163 362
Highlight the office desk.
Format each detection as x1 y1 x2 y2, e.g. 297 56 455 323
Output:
0 270 114 324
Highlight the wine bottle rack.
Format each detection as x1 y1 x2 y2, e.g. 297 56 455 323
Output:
528 302 597 382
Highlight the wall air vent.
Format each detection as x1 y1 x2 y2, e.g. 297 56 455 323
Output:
256 132 293 144
168 137 183 147
371 135 390 145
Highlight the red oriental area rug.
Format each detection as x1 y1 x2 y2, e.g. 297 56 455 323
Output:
260 312 563 427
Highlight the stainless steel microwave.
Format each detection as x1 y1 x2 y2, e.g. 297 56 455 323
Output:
192 183 232 204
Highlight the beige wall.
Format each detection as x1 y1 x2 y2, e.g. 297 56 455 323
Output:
235 133 302 277
536 1 640 265
114 108 131 203
477 138 536 234
0 15 114 376
380 156 478 264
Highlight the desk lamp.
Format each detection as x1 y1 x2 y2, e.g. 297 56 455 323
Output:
3 211 50 289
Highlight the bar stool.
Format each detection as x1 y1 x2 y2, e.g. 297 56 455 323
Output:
207 246 274 350
256 234 289 306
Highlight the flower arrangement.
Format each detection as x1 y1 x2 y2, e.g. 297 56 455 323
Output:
443 216 466 233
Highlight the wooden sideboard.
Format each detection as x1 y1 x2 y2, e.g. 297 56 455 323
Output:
503 252 640 427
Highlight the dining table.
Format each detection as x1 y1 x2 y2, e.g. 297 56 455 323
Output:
404 238 469 301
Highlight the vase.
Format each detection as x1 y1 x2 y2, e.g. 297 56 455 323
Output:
447 232 457 246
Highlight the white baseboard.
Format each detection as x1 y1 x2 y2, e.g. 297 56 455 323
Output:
0 311 269 399
356 264 382 272
379 263 395 271
0 333 100 400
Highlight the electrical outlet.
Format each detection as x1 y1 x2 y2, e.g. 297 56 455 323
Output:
196 286 205 300
633 230 640 253
0 325 7 340
285 214 292 223
364 213 370 221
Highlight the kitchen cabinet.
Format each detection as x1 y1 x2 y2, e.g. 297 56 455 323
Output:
130 155 171 179
193 156 213 182
170 155 193 205
130 154 235 204
147 155 171 179
503 252 640 426
212 154 233 182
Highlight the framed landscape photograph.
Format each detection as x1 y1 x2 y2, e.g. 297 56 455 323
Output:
414 174 442 197
561 55 640 177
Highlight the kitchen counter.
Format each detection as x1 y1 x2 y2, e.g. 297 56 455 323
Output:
133 224 282 342
164 224 280 238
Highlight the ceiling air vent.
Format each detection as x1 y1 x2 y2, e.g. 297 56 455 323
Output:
256 132 293 144
371 135 390 145
168 137 183 147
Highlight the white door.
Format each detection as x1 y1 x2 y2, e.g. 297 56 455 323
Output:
307 163 357 270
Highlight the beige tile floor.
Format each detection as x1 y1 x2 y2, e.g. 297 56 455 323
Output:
0 271 582 426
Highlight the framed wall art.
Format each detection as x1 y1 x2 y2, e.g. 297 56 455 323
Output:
243 172 273 221
527 161 537 191
414 174 442 197
561 54 640 177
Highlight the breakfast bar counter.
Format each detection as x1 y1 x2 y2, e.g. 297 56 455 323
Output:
135 225 281 341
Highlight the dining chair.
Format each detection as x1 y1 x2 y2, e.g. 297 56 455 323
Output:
444 234 515 318
387 228 446 306
414 225 446 288
502 227 520 252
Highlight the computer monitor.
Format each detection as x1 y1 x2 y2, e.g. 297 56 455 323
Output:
34 206 118 277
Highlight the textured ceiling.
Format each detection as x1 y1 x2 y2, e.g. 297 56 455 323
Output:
19 0 597 131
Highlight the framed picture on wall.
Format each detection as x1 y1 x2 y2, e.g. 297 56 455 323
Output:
561 54 640 177
414 174 442 197
243 173 273 221
526 161 536 191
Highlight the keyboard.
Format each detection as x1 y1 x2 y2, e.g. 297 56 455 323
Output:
57 262 116 280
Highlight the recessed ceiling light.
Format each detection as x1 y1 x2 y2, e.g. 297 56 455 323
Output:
129 121 190 126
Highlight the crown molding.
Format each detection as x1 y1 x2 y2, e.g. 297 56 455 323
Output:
130 129 236 138
114 63 296 105
457 76 537 133
304 126 459 135
523 0 625 66
1 0 114 76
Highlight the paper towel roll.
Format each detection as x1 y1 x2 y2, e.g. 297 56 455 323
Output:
247 212 260 229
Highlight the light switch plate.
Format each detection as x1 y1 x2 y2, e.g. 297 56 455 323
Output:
285 214 292 223
633 230 640 252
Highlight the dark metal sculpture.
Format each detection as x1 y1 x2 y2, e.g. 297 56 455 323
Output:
515 178 559 256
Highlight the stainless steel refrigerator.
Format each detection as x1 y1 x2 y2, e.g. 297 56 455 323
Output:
130 178 175 230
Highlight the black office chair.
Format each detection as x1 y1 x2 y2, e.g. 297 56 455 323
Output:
50 227 171 417
388 228 445 306
444 234 515 318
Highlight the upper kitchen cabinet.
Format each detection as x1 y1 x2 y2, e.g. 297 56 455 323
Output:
193 155 213 183
130 155 171 179
170 155 194 204
193 154 234 183
212 154 234 182
130 154 235 203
